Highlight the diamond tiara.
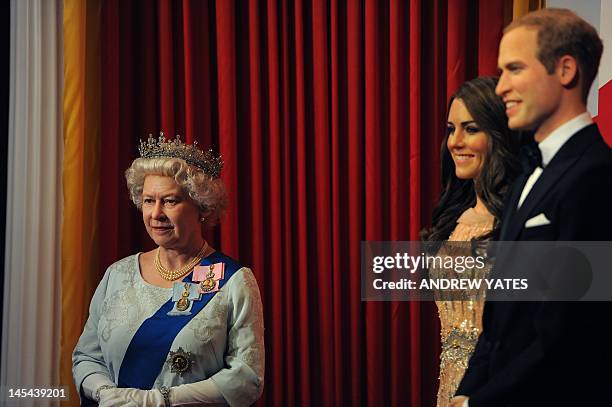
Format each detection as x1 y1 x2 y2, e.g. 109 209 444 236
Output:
138 132 224 178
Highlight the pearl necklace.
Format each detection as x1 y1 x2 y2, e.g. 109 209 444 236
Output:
155 242 209 281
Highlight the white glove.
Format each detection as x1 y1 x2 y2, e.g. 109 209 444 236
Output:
170 379 227 406
98 387 166 407
81 373 116 401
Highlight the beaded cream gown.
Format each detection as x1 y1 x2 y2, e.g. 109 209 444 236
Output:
432 208 494 407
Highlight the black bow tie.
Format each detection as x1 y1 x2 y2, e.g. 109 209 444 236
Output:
520 141 542 173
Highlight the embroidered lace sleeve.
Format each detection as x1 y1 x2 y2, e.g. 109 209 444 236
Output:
72 266 115 402
208 268 265 406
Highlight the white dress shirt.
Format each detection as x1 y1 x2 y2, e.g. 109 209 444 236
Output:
517 112 593 208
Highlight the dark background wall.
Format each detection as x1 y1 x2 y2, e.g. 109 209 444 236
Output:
1 0 10 341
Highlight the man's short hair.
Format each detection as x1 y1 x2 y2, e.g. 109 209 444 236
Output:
505 8 603 102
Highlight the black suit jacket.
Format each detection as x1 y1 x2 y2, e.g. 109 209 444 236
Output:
456 124 612 406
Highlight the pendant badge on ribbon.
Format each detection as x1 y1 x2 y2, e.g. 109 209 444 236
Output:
168 282 201 316
193 262 225 294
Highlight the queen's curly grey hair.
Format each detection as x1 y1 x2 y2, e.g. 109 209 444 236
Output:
125 157 227 225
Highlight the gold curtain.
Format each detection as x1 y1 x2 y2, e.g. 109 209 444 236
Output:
513 0 545 20
61 0 101 404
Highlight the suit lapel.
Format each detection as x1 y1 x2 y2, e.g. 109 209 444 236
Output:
499 173 528 241
503 161 575 240
501 125 599 242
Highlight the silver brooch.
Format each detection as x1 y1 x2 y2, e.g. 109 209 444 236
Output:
166 347 195 376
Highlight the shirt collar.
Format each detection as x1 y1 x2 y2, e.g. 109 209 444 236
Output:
538 112 592 167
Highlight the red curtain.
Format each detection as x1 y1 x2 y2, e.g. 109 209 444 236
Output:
99 1 505 405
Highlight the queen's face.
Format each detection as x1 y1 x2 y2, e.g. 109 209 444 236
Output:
142 175 202 250
446 98 489 180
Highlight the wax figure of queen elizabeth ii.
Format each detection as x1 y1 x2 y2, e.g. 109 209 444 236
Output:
73 134 264 406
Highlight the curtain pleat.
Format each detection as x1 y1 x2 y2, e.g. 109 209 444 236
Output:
158 0 175 134
447 0 469 98
61 0 101 405
330 0 347 404
280 2 297 404
311 1 335 404
215 0 240 255
479 1 506 75
345 0 363 402
291 1 313 405
389 2 410 405
364 1 386 404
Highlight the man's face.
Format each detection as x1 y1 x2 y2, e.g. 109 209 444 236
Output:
496 26 562 133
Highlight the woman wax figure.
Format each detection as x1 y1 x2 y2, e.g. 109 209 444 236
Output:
421 77 526 407
73 133 264 407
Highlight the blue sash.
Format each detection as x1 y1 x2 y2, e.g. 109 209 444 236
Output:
117 251 242 389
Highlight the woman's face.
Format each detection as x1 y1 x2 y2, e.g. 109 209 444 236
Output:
446 98 489 180
142 175 202 250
